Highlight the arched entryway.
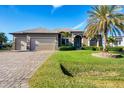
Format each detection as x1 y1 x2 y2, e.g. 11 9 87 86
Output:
74 35 82 49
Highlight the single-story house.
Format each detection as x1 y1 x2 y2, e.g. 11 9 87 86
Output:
10 28 102 51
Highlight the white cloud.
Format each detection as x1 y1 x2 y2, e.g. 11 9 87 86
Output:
51 5 63 14
72 20 86 30
52 5 63 8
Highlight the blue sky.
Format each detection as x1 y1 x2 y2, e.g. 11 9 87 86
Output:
0 5 92 40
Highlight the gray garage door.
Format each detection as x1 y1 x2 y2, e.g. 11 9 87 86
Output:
30 37 57 51
15 38 27 50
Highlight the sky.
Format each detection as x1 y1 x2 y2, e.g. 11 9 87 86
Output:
0 5 92 40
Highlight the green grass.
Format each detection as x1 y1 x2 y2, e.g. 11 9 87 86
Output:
29 50 124 88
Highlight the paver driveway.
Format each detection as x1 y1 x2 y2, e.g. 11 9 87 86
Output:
0 51 54 88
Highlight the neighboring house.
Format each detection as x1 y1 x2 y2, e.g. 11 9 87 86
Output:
113 36 124 47
10 28 102 51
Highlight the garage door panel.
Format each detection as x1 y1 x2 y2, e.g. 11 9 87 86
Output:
15 38 27 50
36 44 56 50
30 37 57 51
35 38 56 43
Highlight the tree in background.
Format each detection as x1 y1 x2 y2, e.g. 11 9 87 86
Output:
0 32 8 45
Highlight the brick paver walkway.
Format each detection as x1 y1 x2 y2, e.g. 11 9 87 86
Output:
0 51 54 88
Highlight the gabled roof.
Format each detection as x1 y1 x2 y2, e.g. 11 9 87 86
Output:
10 28 59 34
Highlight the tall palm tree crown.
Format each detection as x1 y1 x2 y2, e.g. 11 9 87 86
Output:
84 5 124 51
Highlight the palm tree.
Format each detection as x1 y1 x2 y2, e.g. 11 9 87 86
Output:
0 32 7 45
60 31 71 45
84 5 124 51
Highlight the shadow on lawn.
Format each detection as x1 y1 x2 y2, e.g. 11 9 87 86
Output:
60 64 73 77
111 51 124 58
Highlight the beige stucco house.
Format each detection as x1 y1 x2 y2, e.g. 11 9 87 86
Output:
10 28 102 51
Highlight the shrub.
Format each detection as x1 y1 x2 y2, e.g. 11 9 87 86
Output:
82 46 123 52
82 46 98 51
0 43 12 50
59 46 76 51
0 44 3 49
107 47 123 52
96 47 103 51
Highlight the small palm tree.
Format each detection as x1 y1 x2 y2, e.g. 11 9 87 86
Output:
0 32 8 45
84 5 124 51
60 31 71 45
108 36 116 46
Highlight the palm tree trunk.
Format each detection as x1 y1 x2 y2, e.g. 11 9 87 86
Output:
97 39 99 47
103 22 108 52
103 34 108 51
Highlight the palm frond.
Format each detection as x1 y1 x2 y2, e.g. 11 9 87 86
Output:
85 5 124 39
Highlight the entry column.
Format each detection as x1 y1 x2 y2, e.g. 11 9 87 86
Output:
27 35 30 51
12 36 16 50
88 38 90 46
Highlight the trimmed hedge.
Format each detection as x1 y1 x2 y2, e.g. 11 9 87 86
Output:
0 44 12 50
59 45 124 51
82 46 124 52
107 47 123 52
82 46 98 51
59 46 76 51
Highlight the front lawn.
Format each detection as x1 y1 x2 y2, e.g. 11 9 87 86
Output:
29 50 124 88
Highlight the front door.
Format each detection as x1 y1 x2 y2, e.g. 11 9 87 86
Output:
74 35 81 49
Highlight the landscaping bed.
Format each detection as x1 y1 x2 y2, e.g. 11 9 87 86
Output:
29 50 124 88
92 52 122 58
